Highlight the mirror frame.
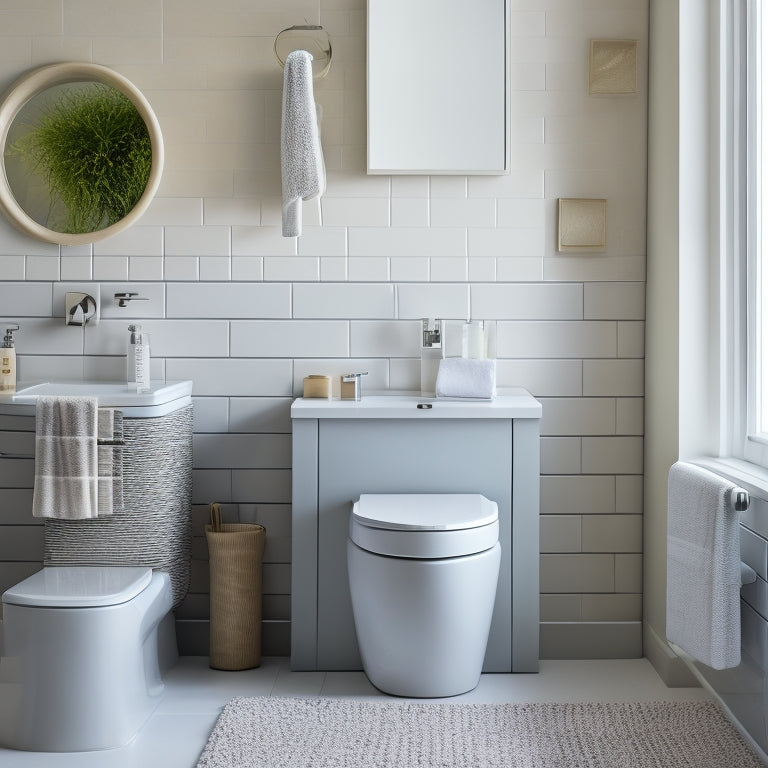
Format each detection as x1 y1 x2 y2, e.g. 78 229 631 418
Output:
0 62 164 245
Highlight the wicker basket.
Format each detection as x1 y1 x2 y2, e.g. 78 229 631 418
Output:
205 503 266 671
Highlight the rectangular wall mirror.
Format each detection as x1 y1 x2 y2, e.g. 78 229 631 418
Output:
367 0 509 176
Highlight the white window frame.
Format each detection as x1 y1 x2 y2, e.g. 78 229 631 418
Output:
742 0 768 466
725 0 768 468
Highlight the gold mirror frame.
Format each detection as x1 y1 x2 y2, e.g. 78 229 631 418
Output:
0 62 164 245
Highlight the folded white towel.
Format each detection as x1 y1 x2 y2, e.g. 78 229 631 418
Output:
666 461 743 670
281 49 326 238
435 358 496 400
32 396 99 520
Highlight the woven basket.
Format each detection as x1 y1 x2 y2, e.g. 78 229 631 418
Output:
205 504 266 671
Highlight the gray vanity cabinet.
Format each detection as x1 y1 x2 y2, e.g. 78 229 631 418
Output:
290 392 541 674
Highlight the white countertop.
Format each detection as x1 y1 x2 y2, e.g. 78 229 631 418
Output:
290 389 541 419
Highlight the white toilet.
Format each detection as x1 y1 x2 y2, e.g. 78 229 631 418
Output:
0 565 177 752
347 493 501 698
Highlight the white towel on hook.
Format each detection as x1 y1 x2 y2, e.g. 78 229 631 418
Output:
281 49 325 238
666 461 743 670
32 396 99 520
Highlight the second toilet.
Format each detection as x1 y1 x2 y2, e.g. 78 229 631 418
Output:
347 493 501 698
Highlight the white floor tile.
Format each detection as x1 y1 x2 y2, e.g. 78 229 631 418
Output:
0 657 712 768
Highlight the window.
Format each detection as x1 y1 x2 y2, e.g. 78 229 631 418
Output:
742 0 768 466
721 0 768 467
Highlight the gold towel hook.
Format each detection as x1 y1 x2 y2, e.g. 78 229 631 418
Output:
274 25 332 79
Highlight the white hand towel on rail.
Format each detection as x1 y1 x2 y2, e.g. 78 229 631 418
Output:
435 358 496 400
281 49 326 238
666 461 743 670
32 396 99 519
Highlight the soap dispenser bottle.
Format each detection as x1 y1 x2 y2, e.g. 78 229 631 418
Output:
127 324 151 393
420 318 444 397
0 325 19 394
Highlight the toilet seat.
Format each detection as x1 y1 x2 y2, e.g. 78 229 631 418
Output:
2 566 153 608
351 493 499 559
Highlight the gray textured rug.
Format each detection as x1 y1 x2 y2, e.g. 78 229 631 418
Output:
196 696 764 767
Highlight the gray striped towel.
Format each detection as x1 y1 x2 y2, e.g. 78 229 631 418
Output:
32 396 99 519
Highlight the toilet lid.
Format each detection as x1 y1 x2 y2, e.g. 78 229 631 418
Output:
350 494 499 559
353 494 498 531
2 566 153 608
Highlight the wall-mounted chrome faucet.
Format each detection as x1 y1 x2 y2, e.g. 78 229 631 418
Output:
114 292 149 308
65 292 98 326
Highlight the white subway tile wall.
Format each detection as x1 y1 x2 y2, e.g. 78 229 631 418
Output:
0 0 648 659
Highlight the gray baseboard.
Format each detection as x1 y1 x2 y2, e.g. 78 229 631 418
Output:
176 618 290 658
643 620 699 687
177 619 649 664
540 621 642 659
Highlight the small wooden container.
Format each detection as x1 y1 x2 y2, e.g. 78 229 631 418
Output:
303 375 331 399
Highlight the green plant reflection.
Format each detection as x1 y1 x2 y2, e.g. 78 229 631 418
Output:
6 82 151 234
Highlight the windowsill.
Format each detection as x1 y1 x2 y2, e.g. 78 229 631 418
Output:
692 456 768 502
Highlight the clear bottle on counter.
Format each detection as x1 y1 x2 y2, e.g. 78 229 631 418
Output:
461 320 485 359
127 324 151 393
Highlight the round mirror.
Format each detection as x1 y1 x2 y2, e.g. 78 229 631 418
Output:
0 62 163 245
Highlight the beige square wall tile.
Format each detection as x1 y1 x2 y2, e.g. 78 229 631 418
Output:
557 198 606 252
540 553 615 593
540 515 581 553
616 475 644 515
615 553 643 593
582 436 643 475
589 39 638 95
582 514 642 553
540 475 615 516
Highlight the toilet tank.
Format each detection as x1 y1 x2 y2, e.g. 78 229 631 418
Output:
290 390 541 674
0 381 193 608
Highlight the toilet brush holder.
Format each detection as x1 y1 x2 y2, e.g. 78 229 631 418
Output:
205 503 266 671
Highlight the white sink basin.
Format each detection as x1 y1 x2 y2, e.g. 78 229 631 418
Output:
0 381 193 416
12 381 192 406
